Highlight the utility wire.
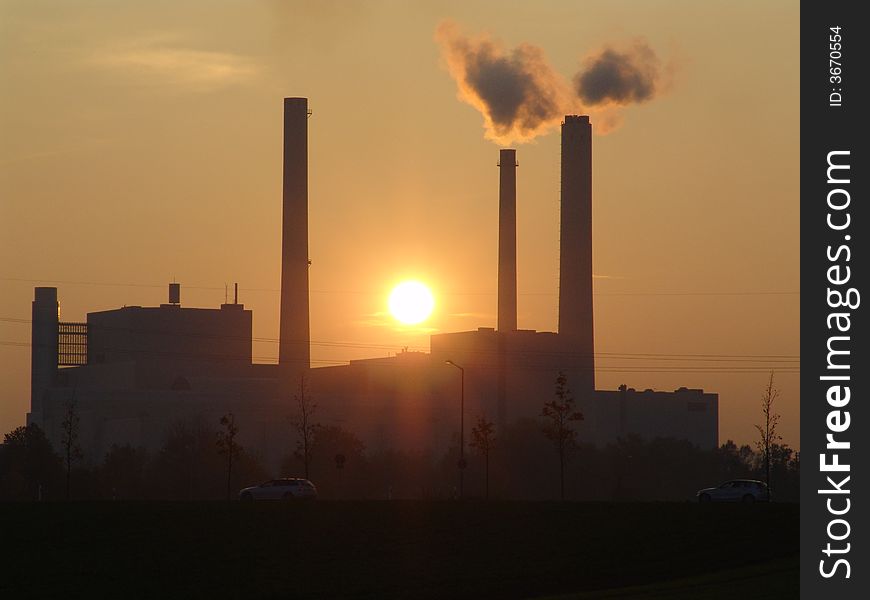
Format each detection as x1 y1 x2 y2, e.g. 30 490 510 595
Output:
0 317 800 367
0 316 799 363
0 276 800 297
1 337 801 375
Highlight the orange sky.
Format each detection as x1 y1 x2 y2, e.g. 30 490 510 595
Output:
0 0 799 447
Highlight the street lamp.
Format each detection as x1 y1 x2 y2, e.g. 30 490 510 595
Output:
445 360 466 499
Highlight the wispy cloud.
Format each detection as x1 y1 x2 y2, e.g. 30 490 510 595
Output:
0 137 111 168
354 312 438 334
354 311 392 328
90 35 259 91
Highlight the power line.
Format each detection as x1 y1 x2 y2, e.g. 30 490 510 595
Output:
1 335 801 374
0 276 799 298
0 317 800 366
0 341 799 375
0 316 799 363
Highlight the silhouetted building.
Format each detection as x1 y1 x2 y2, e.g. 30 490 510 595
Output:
26 104 718 470
308 349 717 452
85 295 252 386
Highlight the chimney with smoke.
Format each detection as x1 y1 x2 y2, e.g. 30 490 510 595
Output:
278 97 311 378
498 148 518 332
559 115 594 392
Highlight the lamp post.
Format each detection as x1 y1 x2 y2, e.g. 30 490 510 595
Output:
446 360 466 499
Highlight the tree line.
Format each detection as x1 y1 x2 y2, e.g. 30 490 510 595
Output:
0 372 798 502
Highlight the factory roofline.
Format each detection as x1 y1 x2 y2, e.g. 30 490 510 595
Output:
434 327 559 336
86 303 246 314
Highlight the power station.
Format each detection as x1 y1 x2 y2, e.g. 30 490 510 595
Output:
27 98 718 468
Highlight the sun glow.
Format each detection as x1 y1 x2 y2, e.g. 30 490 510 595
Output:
388 281 435 325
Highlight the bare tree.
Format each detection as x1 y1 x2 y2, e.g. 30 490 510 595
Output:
470 416 496 500
541 371 584 500
60 394 82 501
216 413 241 501
755 372 781 500
290 375 320 480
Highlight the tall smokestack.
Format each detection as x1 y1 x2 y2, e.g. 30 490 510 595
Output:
498 148 518 332
559 115 595 392
279 97 311 378
30 287 58 427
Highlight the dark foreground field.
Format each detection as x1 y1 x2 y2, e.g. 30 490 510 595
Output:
1 501 798 599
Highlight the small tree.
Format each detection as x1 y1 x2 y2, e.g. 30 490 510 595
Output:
541 371 584 500
470 416 496 500
754 372 781 500
316 425 366 498
0 423 63 501
290 375 320 480
151 419 220 500
101 444 149 500
216 413 241 501
61 395 83 500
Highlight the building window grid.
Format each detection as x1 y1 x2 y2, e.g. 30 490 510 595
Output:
58 322 88 366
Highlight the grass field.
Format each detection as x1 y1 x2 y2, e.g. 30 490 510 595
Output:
543 557 798 599
1 501 798 598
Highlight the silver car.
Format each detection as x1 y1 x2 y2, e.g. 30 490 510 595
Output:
239 478 318 501
697 479 771 503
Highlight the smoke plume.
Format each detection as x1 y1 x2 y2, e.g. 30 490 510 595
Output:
575 40 663 106
435 21 575 145
435 22 671 141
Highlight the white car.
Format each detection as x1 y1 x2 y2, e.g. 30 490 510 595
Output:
697 479 771 503
239 478 318 501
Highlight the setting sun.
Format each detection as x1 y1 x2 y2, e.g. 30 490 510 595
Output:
388 281 435 325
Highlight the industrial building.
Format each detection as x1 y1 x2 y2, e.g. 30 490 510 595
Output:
27 98 718 469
